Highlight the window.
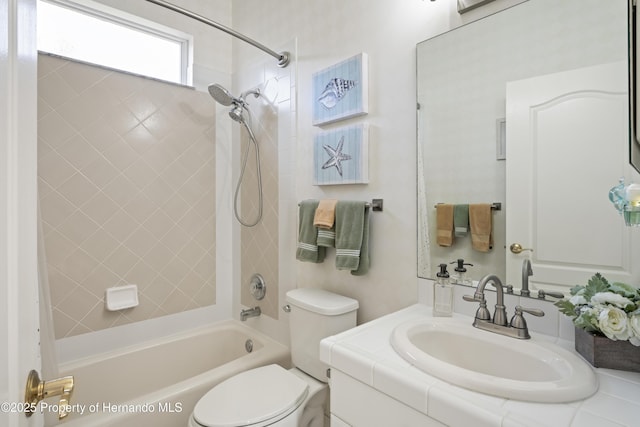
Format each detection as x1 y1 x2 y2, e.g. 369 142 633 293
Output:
37 0 193 85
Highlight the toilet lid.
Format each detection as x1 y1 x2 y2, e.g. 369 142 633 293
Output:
193 364 309 427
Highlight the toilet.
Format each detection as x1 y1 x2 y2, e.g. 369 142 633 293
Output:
188 288 359 427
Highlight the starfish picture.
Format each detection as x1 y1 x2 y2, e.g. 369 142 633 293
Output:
322 136 352 176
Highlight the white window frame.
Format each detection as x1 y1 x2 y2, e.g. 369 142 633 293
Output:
38 0 194 86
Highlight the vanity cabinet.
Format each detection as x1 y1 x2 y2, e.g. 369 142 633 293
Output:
329 370 443 427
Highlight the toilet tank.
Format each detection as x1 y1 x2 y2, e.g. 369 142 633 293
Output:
286 289 358 383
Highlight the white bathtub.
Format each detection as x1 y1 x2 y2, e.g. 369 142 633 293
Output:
45 320 289 427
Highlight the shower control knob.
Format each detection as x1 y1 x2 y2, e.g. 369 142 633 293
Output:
250 273 266 300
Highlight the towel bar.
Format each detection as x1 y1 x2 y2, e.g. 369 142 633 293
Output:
298 199 383 212
434 202 501 211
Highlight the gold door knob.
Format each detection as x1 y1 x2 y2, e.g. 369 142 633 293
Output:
24 370 74 419
510 243 534 254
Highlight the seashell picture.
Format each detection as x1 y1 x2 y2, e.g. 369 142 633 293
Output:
312 53 368 126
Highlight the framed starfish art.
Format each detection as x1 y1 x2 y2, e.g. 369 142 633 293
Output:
313 125 369 185
312 53 368 126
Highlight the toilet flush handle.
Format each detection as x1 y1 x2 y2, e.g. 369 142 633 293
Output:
282 304 291 313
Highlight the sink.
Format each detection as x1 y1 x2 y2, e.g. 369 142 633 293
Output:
390 316 598 403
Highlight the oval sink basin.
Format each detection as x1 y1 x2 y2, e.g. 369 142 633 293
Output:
391 316 598 403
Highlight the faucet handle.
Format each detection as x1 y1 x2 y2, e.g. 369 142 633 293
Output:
537 289 564 300
462 294 482 303
518 306 545 317
463 294 491 321
510 305 544 331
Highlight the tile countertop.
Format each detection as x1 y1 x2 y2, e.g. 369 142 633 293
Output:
319 304 640 427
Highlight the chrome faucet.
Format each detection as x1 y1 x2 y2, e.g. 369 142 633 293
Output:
463 273 544 339
521 258 533 297
240 306 261 321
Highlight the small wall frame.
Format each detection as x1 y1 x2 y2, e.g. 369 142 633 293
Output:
312 53 368 126
313 125 369 185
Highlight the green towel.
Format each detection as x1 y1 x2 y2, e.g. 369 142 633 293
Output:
351 206 370 276
317 226 335 247
454 204 469 237
335 201 366 271
296 200 325 263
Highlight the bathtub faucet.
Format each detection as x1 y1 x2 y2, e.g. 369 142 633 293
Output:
241 306 261 321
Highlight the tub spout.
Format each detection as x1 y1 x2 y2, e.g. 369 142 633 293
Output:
241 306 261 321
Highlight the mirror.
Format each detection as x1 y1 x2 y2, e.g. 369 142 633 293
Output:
632 1 640 173
417 0 629 283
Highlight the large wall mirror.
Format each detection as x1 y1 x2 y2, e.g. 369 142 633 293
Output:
417 0 640 293
632 1 640 173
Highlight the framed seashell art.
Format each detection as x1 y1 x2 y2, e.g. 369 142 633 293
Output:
312 53 368 126
313 125 369 185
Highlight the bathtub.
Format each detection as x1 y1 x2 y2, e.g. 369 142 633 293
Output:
44 320 290 427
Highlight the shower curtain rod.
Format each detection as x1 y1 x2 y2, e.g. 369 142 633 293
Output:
145 0 290 68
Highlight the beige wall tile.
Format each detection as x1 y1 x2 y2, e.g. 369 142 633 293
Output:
38 54 216 338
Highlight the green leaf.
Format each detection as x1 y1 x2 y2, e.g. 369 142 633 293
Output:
569 285 585 296
554 299 577 318
583 273 610 300
610 281 640 300
574 314 599 333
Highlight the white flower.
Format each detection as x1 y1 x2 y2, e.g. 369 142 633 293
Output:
591 292 634 308
629 312 640 347
579 305 598 316
569 295 588 305
597 307 631 341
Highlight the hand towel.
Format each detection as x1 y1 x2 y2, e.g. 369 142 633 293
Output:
436 204 454 247
335 201 366 271
454 204 469 237
469 203 493 252
351 205 370 276
296 200 326 263
314 199 338 229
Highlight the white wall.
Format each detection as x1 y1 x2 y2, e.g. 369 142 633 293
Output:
231 0 526 340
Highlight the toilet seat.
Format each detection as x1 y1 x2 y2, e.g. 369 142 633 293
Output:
192 364 309 427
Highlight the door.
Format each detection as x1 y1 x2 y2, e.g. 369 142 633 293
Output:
1 0 42 426
506 62 640 293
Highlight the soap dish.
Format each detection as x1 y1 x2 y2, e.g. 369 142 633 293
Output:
105 285 139 311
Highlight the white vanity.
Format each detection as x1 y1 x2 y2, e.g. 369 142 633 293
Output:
320 285 640 427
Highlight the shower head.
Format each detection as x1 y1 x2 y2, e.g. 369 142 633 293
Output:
209 83 262 125
208 83 236 106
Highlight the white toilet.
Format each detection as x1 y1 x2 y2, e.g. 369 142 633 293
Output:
188 288 359 427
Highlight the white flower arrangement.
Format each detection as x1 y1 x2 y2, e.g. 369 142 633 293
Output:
555 273 640 346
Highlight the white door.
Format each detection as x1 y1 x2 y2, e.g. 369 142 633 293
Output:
1 0 42 426
506 62 640 293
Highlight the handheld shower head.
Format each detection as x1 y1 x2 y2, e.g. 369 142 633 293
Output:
209 84 262 124
207 83 263 227
208 83 236 106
